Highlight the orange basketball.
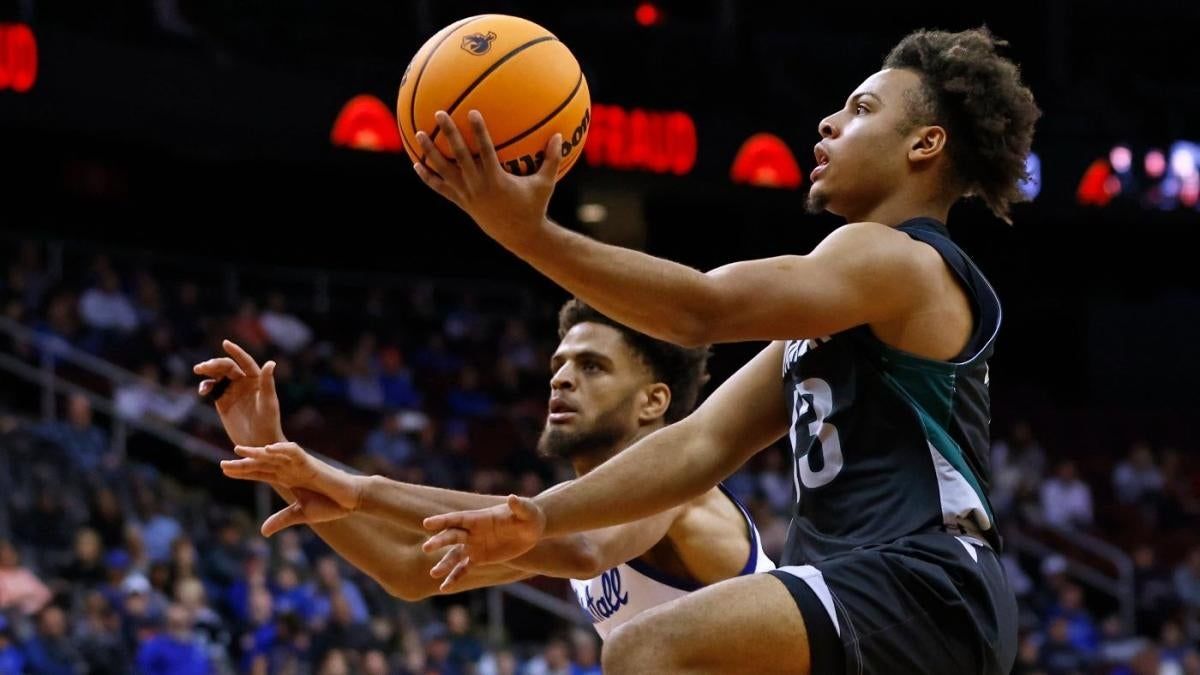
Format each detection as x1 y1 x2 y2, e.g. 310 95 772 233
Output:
397 15 590 181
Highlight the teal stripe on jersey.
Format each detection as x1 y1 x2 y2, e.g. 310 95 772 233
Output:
876 359 995 526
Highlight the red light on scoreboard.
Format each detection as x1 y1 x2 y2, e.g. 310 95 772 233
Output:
730 133 803 189
0 23 38 93
584 104 697 175
635 3 662 27
331 95 404 153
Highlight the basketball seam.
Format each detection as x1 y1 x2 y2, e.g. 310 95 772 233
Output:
426 35 559 149
493 70 584 152
407 15 489 164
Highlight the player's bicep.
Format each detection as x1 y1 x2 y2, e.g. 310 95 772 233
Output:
701 223 924 342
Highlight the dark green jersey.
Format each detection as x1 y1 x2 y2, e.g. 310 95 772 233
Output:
781 218 1002 564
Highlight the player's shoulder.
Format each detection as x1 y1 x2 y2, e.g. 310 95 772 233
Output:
816 221 943 277
676 485 746 531
824 220 922 249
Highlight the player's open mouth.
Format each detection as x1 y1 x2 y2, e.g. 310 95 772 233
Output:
811 145 830 182
548 397 578 424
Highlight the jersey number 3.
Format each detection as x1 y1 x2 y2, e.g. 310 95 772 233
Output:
790 377 844 491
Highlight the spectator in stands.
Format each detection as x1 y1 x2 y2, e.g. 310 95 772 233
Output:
132 489 183 564
1046 583 1099 656
272 563 311 620
1126 644 1163 675
1160 448 1200 523
1183 651 1200 675
75 592 132 674
445 604 484 672
12 481 77 560
235 584 276 671
32 393 112 472
22 604 83 675
306 556 369 627
79 267 139 336
362 410 419 473
174 577 225 652
0 539 52 615
89 488 127 549
0 616 24 675
6 242 50 311
35 291 83 355
992 421 1047 518
1010 632 1043 675
1159 621 1189 671
261 292 313 355
447 366 495 418
135 604 211 675
1131 544 1178 636
420 622 461 675
1174 546 1200 611
1040 616 1091 674
167 281 205 349
123 573 169 630
201 517 245 589
59 527 107 588
230 299 268 352
115 362 195 425
570 627 602 675
758 447 794 515
133 270 165 328
1113 442 1165 506
1041 460 1094 528
525 634 572 675
479 647 519 675
379 346 423 410
345 333 386 410
1097 614 1147 668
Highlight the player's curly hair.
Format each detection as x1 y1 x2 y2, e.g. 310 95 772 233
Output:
558 299 710 424
884 27 1041 223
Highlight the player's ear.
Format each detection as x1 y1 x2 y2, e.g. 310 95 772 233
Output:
638 383 671 424
908 125 947 164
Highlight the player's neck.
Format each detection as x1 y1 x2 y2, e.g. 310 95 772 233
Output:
571 424 661 476
850 191 952 227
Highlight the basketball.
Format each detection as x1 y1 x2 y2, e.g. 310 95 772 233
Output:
396 15 591 181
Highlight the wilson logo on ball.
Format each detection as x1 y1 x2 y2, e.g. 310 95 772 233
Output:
502 107 591 176
460 32 497 55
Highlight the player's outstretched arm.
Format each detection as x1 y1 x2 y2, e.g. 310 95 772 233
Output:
422 341 788 567
412 111 927 347
224 444 682 586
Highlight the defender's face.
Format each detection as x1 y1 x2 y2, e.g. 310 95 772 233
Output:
537 322 650 459
808 68 924 218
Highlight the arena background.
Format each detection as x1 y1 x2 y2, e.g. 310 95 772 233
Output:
1 1 1199 674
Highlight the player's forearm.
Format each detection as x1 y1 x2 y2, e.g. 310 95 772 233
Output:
356 476 510 532
537 418 735 537
494 218 718 346
354 476 611 578
268 482 445 600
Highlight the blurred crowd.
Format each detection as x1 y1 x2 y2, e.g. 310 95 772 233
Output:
1 240 1199 674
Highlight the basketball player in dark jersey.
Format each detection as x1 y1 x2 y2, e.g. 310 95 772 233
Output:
413 28 1039 675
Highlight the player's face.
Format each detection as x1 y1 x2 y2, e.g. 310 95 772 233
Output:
807 68 924 219
537 322 655 459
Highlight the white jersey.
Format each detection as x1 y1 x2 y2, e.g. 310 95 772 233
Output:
569 484 775 640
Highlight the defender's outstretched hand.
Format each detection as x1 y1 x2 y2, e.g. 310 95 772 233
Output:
193 340 284 448
221 442 364 536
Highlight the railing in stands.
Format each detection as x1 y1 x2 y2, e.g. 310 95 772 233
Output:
1006 526 1137 633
